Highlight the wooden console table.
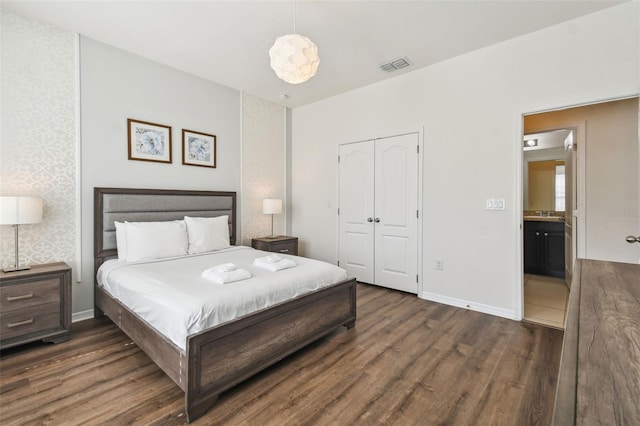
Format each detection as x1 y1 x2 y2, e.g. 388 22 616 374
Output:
553 259 639 424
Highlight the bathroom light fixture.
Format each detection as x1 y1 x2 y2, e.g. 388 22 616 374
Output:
524 139 538 147
263 198 283 238
0 196 43 272
269 1 319 84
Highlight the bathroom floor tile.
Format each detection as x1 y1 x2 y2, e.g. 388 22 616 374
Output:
524 303 565 328
524 293 567 310
523 274 569 329
525 281 568 299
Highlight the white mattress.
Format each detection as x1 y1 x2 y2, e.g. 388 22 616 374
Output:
97 246 348 350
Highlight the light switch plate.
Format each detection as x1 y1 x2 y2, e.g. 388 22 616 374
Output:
486 198 506 211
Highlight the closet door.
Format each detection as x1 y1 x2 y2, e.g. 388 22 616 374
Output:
374 133 419 293
338 141 375 284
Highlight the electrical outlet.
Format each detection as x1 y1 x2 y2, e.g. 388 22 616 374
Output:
435 257 443 270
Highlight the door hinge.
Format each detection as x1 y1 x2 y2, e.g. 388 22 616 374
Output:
416 210 419 219
337 260 340 266
338 155 340 163
337 208 340 215
417 145 419 154
416 275 419 283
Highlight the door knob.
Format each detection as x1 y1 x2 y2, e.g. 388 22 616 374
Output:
367 217 373 222
626 235 640 244
374 218 381 223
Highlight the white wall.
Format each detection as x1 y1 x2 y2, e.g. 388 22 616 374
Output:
240 93 286 245
0 11 77 273
291 3 639 318
79 37 241 316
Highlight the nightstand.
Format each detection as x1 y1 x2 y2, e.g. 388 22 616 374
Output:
251 236 298 256
0 262 72 349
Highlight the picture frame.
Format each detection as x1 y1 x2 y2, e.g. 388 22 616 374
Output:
127 119 172 164
182 129 217 168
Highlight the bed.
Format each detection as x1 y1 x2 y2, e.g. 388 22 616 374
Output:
93 187 357 422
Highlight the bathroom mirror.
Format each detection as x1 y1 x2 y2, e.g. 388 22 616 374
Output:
523 130 569 212
526 159 565 211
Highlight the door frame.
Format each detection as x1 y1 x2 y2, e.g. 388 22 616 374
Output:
336 128 424 294
515 95 640 320
514 115 586 321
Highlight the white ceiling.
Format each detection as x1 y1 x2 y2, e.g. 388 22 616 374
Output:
2 0 624 108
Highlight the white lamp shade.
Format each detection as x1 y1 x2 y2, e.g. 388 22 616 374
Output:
263 199 283 215
0 196 43 225
269 34 320 84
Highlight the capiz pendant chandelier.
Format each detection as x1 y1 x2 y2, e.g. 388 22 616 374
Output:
269 1 320 84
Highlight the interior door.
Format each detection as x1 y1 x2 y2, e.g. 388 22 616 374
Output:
374 133 419 293
338 141 374 284
564 130 576 287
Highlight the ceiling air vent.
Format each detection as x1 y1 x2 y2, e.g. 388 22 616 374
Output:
379 56 411 73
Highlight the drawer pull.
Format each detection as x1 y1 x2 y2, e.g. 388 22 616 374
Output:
7 293 34 302
7 318 34 328
279 249 290 253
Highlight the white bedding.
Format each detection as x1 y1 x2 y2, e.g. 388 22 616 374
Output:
97 246 348 350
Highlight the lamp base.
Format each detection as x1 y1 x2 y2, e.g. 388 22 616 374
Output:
2 265 31 273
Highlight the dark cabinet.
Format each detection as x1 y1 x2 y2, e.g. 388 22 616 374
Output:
524 221 565 278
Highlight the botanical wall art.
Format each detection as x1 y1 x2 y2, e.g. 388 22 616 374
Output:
182 129 216 168
127 118 172 163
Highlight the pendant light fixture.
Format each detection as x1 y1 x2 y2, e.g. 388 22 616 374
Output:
269 1 320 84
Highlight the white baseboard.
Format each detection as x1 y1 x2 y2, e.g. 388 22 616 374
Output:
420 292 515 320
72 309 94 323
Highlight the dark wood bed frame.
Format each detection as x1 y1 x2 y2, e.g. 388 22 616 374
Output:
93 187 357 422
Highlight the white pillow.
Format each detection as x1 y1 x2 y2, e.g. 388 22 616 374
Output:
114 221 128 261
184 215 230 254
125 220 189 262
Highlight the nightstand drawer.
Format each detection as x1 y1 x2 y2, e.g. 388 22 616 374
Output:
252 236 299 256
0 302 61 340
0 278 60 312
0 262 71 349
269 241 297 254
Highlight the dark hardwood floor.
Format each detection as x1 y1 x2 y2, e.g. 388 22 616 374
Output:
0 284 563 425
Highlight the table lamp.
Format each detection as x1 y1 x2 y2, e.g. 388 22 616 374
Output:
0 196 43 272
262 198 282 238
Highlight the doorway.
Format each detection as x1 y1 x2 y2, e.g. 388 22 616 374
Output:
519 96 639 328
522 128 575 328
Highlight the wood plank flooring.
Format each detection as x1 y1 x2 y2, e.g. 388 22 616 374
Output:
0 284 563 425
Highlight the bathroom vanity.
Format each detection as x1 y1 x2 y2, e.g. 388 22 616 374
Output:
523 216 565 278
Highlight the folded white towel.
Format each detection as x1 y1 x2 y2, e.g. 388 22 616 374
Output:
211 262 237 272
253 257 296 272
254 254 283 264
202 266 251 284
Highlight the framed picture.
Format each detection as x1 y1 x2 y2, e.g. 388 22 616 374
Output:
127 119 172 163
182 129 216 168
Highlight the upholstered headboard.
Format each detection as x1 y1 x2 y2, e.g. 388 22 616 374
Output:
94 187 237 263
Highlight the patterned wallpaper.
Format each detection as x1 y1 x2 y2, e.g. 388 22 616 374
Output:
0 12 77 270
241 93 286 246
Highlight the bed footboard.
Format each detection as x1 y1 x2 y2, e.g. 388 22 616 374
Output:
185 278 357 422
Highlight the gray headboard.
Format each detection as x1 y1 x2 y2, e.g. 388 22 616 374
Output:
94 187 237 263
